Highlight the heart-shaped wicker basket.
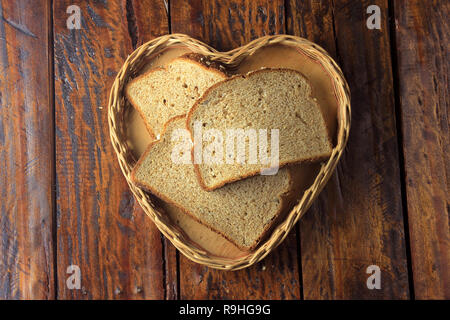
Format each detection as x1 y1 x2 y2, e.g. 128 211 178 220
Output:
108 34 351 270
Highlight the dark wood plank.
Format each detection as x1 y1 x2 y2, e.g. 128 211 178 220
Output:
131 0 170 46
53 0 164 299
179 232 300 299
171 0 301 299
286 0 337 58
0 0 54 299
128 0 178 300
287 0 410 299
171 0 285 51
163 237 178 299
394 0 449 299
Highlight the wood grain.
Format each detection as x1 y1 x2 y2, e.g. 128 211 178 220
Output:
288 0 410 299
394 0 449 299
53 0 164 299
0 0 445 300
0 0 54 299
170 0 301 299
286 0 337 58
130 0 170 46
171 0 285 51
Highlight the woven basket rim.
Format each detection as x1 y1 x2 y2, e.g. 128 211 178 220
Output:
108 33 351 270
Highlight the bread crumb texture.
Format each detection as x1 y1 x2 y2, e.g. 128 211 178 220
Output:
132 117 293 250
126 55 226 137
187 69 332 190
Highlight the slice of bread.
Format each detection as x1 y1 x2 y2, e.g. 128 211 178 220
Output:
186 68 332 191
125 53 227 138
131 116 297 250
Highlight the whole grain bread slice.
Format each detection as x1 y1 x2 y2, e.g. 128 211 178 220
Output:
186 68 332 191
131 116 298 250
125 53 227 139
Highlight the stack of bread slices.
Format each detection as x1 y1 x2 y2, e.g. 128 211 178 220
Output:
127 53 332 251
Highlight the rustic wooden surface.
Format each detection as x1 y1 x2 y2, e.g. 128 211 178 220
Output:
0 0 54 299
393 0 449 299
0 0 448 300
288 0 410 299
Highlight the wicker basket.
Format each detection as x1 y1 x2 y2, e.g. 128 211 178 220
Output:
108 34 351 270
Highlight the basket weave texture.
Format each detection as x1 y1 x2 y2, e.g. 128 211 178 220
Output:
108 34 351 270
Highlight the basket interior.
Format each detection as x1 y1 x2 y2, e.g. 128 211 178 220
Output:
109 35 350 270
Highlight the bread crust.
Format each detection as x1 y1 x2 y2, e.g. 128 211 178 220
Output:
125 53 227 138
186 68 333 191
131 115 296 251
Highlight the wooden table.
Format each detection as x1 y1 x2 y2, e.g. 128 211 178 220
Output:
0 0 448 300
